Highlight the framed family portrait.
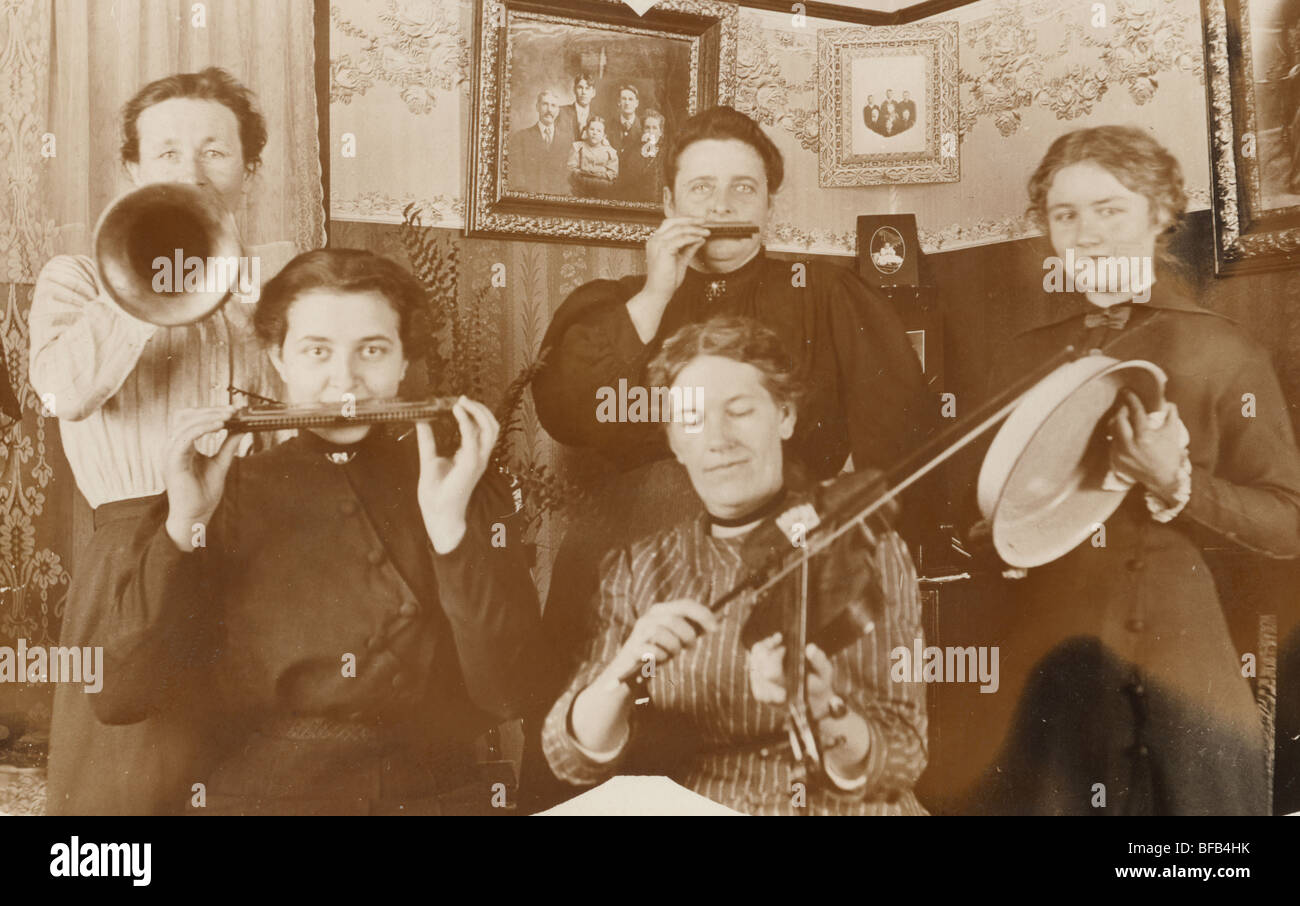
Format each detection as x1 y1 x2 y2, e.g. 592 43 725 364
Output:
467 0 738 244
1203 0 1300 274
817 22 959 187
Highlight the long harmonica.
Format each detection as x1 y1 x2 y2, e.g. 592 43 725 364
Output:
224 397 461 450
703 222 760 238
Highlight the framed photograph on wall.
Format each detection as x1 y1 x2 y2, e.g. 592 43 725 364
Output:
902 312 944 393
857 213 921 288
817 22 959 187
1202 0 1300 274
467 0 738 245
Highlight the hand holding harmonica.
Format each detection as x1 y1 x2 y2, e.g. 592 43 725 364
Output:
643 216 713 302
627 217 761 342
643 217 763 299
415 397 500 554
163 405 244 552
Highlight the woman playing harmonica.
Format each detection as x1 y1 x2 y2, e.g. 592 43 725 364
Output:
90 249 543 814
525 106 933 806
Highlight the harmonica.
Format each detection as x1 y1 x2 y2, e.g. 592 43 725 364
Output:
223 397 461 451
703 222 760 238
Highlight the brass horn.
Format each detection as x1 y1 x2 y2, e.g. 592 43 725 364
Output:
93 182 244 327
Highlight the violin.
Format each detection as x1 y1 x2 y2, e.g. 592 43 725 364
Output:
615 341 1088 791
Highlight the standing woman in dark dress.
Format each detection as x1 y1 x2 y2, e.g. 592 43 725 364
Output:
976 126 1300 814
524 106 932 805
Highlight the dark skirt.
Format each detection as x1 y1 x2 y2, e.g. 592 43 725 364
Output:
966 501 1269 815
46 494 216 815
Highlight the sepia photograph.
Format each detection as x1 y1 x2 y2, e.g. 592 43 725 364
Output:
1205 0 1300 272
503 19 692 203
852 60 926 154
1 0 1298 887
1247 0 1300 210
819 21 959 186
468 0 739 243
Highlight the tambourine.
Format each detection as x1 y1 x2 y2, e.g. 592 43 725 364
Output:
977 354 1168 568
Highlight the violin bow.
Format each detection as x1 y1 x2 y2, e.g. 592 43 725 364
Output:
618 341 1084 693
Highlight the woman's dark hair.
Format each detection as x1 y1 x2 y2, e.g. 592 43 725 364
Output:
120 67 269 173
254 249 426 353
663 106 784 194
1026 125 1187 231
645 315 806 418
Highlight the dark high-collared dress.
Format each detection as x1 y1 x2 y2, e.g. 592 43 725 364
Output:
89 429 543 815
534 248 930 478
523 248 933 807
972 280 1300 815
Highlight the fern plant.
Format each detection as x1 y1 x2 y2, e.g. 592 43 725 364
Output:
398 204 584 545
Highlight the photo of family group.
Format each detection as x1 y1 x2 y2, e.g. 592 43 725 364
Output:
863 89 919 137
503 19 693 205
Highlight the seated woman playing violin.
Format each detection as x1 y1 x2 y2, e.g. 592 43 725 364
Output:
87 248 543 814
542 315 928 815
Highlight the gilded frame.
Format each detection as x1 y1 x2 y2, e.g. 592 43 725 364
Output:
467 0 738 245
817 22 959 187
1203 0 1300 275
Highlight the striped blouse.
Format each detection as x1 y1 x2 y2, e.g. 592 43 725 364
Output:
28 241 297 508
542 512 929 815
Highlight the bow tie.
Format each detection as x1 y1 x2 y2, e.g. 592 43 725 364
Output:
1083 304 1132 330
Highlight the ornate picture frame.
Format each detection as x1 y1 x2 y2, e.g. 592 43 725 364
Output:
467 0 738 245
817 22 959 187
1202 0 1300 275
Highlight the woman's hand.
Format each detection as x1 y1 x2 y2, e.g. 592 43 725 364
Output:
1109 389 1186 501
750 635 872 784
626 217 711 342
571 599 720 755
643 216 711 302
163 405 244 552
416 396 500 553
747 633 840 719
596 599 719 689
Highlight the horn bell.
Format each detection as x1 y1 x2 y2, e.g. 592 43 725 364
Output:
94 182 242 327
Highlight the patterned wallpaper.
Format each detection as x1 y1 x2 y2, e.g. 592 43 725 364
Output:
0 0 324 755
327 0 1223 598
330 0 1213 254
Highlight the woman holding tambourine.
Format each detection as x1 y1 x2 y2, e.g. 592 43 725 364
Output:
971 126 1300 815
